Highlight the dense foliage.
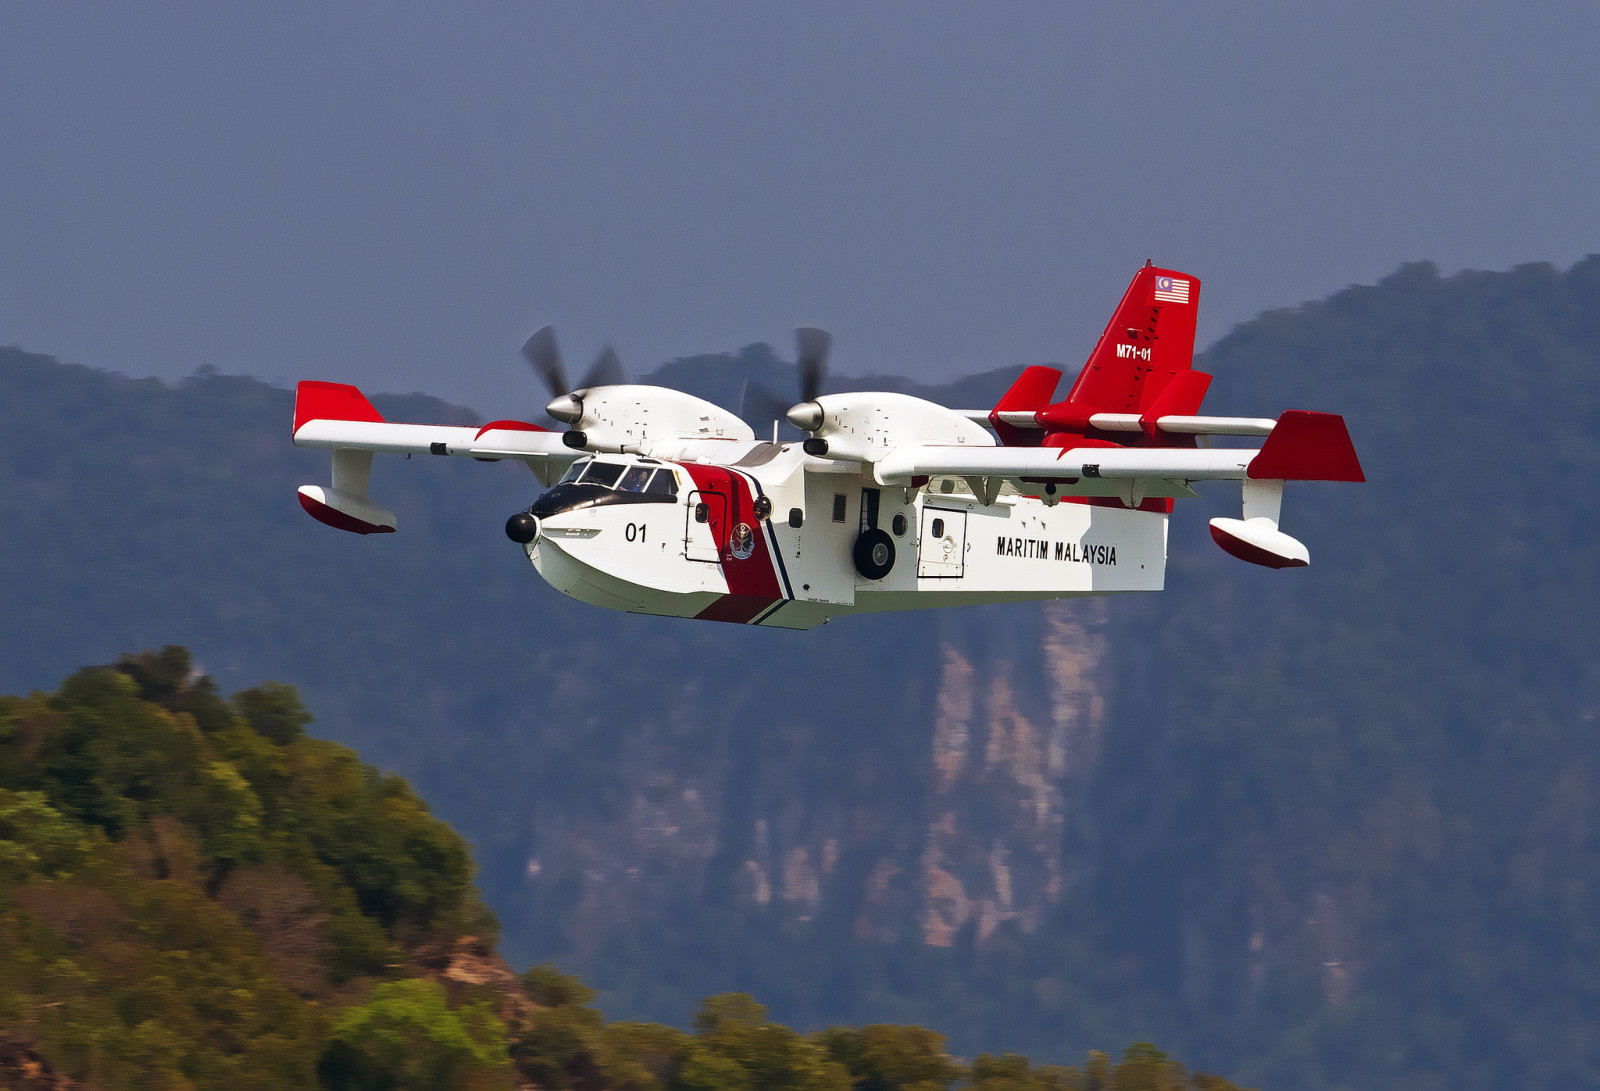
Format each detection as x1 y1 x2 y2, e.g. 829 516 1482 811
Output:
0 649 1242 1090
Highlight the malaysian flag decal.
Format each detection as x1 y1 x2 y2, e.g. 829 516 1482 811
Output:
1153 276 1191 304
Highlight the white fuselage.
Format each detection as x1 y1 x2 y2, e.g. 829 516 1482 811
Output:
520 441 1167 629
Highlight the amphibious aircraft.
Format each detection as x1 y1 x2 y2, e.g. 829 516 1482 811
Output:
291 264 1363 629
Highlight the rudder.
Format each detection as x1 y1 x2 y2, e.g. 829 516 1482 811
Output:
1062 264 1201 416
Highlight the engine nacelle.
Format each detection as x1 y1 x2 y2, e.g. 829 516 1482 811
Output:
789 392 993 464
563 386 754 452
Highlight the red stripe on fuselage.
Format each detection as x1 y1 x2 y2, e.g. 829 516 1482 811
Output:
680 461 786 622
695 595 780 624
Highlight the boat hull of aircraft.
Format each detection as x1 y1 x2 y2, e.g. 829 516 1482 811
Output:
508 446 1167 629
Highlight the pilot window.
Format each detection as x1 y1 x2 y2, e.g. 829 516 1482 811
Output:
580 461 624 488
645 469 679 497
832 494 847 522
558 459 590 485
617 466 652 492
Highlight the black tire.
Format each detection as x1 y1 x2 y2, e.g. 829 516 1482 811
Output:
853 528 896 580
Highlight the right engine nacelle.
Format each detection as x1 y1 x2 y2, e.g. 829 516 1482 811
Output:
788 392 993 464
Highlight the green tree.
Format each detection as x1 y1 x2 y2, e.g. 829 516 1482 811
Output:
233 680 313 745
0 790 92 882
320 979 513 1091
816 1024 961 1091
514 964 607 1091
682 994 849 1091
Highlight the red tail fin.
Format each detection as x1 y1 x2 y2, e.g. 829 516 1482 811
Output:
1062 264 1201 415
988 365 1061 447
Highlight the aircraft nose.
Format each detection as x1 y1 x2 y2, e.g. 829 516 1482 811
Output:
505 511 541 544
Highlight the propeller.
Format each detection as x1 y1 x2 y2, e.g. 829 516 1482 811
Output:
738 380 795 438
784 326 832 435
520 325 626 424
739 327 833 437
795 326 830 404
520 325 568 401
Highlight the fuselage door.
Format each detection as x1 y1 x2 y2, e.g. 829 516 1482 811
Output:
685 488 729 562
918 506 967 578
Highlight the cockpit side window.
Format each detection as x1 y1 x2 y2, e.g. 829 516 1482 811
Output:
580 461 625 488
558 458 590 485
645 469 679 497
617 466 652 493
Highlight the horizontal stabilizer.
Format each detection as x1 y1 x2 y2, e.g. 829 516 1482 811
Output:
988 365 1062 446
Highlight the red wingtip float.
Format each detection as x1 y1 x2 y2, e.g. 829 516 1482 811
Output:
289 266 1364 626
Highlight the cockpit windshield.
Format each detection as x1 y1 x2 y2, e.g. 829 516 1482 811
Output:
617 465 653 492
552 458 678 498
580 461 625 488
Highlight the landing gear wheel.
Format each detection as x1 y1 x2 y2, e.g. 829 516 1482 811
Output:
853 528 895 580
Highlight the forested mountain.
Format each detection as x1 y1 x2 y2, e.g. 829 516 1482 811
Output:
1 257 1596 1089
0 647 1243 1091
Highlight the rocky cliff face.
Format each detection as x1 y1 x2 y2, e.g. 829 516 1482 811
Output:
504 598 1114 987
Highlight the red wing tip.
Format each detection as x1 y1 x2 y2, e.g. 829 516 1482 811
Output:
1248 410 1365 482
293 380 385 432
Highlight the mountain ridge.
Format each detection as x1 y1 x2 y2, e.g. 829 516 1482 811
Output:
2 256 1596 1089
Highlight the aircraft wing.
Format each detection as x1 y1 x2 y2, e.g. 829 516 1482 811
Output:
873 444 1256 484
292 381 577 464
873 411 1363 496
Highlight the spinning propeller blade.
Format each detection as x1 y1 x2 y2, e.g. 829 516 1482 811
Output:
739 380 794 435
580 344 624 390
796 326 831 403
785 326 834 434
522 326 626 425
742 326 835 435
521 325 569 399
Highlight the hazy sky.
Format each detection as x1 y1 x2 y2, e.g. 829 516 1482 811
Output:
4 3 1597 415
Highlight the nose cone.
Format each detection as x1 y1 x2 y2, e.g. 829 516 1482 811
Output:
505 511 541 544
546 393 583 424
786 400 823 432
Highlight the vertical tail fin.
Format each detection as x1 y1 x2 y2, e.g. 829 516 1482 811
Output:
1062 264 1201 416
987 365 1062 446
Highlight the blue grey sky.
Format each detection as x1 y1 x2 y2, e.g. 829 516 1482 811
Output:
4 4 1596 414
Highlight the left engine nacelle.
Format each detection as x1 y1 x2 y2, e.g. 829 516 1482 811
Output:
555 385 755 452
